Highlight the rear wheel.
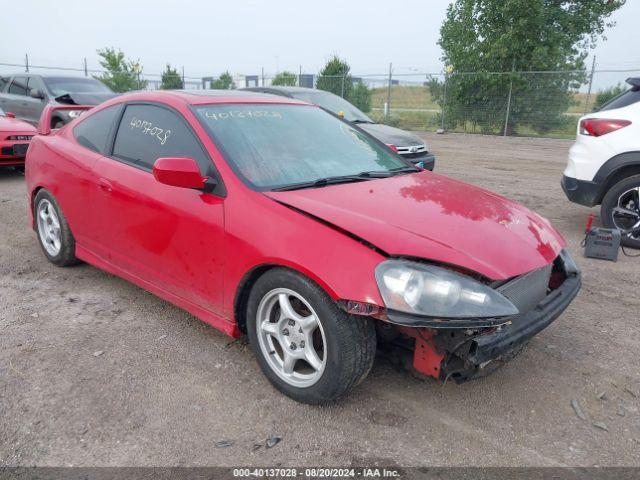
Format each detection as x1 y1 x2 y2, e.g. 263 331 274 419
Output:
34 189 79 266
601 175 640 249
246 268 376 404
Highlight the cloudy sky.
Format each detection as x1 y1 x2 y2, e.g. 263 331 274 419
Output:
1 0 638 81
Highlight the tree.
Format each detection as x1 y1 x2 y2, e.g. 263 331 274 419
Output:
438 0 624 134
210 71 235 90
95 47 147 92
350 81 372 113
316 55 352 99
594 83 625 110
271 71 298 86
160 64 183 90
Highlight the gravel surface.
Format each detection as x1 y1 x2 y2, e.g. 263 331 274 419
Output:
1 133 639 467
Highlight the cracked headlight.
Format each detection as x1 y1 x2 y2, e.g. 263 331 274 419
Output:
375 260 519 318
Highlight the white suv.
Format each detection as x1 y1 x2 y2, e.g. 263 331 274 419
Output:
562 77 640 247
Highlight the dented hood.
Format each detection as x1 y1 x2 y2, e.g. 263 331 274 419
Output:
265 171 564 280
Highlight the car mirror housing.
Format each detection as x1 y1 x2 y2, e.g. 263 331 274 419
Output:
30 89 45 99
152 157 207 190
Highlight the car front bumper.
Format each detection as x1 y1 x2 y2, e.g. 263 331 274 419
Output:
561 174 601 207
0 141 28 166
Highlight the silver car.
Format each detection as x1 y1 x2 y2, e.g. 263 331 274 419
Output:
0 74 116 128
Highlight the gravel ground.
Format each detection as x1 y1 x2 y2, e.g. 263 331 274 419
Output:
1 133 639 467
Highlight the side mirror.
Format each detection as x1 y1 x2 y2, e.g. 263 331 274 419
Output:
152 157 207 190
5 112 16 118
30 89 45 99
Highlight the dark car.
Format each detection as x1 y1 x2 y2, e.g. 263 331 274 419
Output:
243 86 436 170
0 74 117 128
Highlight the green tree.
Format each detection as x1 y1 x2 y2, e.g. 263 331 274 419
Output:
438 0 624 135
316 55 352 98
95 47 147 92
271 71 298 86
350 81 372 113
210 71 235 90
594 83 625 110
160 64 183 90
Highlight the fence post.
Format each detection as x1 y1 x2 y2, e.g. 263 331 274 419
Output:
385 62 392 117
584 56 596 115
261 67 265 87
182 66 185 89
503 64 515 137
83 58 88 77
439 73 448 132
299 65 302 87
341 73 345 98
25 53 29 73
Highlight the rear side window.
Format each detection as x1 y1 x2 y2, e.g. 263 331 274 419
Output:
599 88 640 112
73 105 121 154
8 77 28 96
112 104 210 172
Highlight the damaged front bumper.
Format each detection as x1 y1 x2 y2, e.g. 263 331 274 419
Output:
393 252 581 382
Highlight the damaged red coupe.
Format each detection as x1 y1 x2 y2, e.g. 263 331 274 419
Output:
25 91 581 404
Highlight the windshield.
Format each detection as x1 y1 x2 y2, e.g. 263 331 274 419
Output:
290 90 373 123
44 77 112 97
195 104 406 190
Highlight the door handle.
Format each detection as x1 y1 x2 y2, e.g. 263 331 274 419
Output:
98 178 113 193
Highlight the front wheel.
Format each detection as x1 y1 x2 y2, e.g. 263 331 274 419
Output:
34 189 79 266
601 174 640 249
246 268 376 404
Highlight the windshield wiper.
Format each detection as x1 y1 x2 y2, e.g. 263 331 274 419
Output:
351 119 374 124
271 168 419 192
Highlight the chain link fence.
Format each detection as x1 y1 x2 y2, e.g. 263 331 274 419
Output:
1 56 638 139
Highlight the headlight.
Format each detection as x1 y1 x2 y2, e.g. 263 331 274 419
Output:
67 110 83 119
375 260 519 318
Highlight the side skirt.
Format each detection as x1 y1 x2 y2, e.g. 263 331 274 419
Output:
75 244 240 338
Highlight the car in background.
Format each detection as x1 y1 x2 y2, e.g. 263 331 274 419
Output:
243 86 436 170
0 74 117 129
562 77 640 248
0 106 36 172
26 90 580 404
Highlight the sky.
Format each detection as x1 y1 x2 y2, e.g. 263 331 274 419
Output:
1 0 639 84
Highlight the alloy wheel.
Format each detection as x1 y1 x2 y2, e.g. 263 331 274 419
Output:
37 199 62 256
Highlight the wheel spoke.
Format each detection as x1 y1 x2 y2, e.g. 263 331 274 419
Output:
39 208 48 221
282 352 296 375
49 212 60 229
304 345 323 371
613 206 640 220
298 314 318 332
278 293 302 322
260 320 279 337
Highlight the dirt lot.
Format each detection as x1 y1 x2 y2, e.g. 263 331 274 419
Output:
1 133 639 467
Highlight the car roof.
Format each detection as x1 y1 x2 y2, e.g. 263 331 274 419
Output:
113 89 311 106
245 86 321 95
0 73 98 79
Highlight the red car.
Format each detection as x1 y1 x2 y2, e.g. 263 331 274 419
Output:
0 107 36 171
25 91 581 404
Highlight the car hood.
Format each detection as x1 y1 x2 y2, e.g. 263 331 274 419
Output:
0 116 37 134
357 122 426 148
55 92 119 106
265 172 564 280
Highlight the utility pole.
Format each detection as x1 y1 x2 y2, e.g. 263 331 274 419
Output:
25 53 29 73
584 56 597 115
83 58 88 77
386 62 393 117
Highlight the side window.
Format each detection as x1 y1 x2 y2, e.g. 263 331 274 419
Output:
73 105 121 154
8 77 28 96
0 76 9 92
26 76 46 97
112 104 210 172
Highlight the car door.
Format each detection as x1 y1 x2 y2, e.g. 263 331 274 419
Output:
92 102 225 314
24 76 48 125
4 76 30 120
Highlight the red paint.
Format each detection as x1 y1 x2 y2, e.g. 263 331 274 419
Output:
0 114 36 166
398 327 443 379
26 90 567 340
153 157 206 189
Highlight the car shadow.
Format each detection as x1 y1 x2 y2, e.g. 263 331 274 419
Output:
0 167 25 179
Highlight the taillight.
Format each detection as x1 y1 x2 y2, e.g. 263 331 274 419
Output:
386 143 398 152
580 118 631 137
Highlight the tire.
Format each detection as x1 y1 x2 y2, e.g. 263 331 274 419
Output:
601 174 640 249
34 189 79 266
246 268 376 404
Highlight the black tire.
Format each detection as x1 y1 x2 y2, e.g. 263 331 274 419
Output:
601 174 640 249
246 268 376 404
33 189 79 266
